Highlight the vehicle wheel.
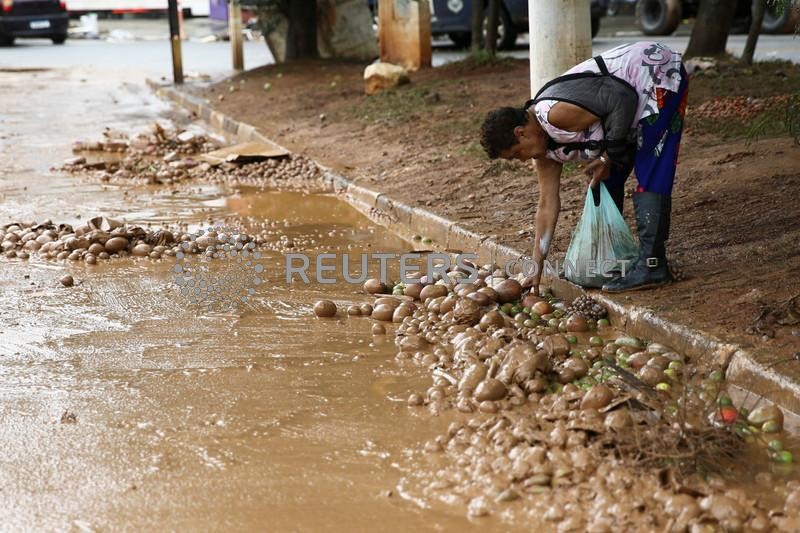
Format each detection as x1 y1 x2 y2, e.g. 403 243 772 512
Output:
51 34 67 45
762 0 799 34
448 32 471 48
591 15 600 38
636 0 682 36
482 6 517 50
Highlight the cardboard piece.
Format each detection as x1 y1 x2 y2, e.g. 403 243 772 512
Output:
200 142 290 165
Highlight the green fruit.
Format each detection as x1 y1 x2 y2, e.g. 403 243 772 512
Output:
566 334 578 344
597 318 610 327
774 450 794 464
717 395 733 407
523 319 537 328
709 369 724 382
501 303 513 314
511 304 522 315
553 309 565 318
738 406 750 418
656 382 671 392
523 307 531 315
529 313 540 321
768 440 784 452
421 237 433 245
548 318 559 328
763 420 782 433
541 313 553 321
589 336 603 347
668 360 683 371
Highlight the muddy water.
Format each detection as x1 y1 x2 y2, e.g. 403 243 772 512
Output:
0 68 509 530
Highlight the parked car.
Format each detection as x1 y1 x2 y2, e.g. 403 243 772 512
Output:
0 0 69 45
636 0 799 35
369 0 608 50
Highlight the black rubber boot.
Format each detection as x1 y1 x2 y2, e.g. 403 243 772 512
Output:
602 192 673 292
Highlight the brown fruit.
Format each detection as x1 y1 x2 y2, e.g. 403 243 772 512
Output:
313 300 337 317
477 287 499 302
581 384 614 410
371 304 394 321
566 315 588 332
374 297 400 308
131 243 152 257
392 305 413 323
420 284 448 302
404 283 423 300
479 309 506 330
346 305 361 316
521 293 542 308
495 279 522 304
371 323 386 335
466 291 491 306
532 301 553 316
474 378 507 402
359 303 373 315
364 278 387 295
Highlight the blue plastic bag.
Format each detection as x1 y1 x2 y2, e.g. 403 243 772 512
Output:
564 184 638 288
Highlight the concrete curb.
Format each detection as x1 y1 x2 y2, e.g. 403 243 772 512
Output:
148 79 800 415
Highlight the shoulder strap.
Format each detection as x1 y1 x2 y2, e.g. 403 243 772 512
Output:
594 55 610 76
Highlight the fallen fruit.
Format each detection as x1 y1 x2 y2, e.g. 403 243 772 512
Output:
768 440 784 452
59 274 74 287
718 406 738 424
364 278 387 295
313 300 337 317
774 450 794 464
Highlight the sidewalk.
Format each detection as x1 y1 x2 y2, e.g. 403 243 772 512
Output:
164 55 800 409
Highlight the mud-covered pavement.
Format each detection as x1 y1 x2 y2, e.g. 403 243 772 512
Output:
7 51 800 533
0 66 498 531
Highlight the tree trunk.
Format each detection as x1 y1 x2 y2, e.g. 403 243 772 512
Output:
742 0 767 64
684 0 737 58
470 0 484 53
285 0 318 60
485 0 500 56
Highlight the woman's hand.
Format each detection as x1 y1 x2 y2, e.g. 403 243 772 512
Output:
584 156 611 188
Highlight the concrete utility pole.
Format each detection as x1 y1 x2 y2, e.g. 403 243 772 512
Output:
528 0 592 97
229 0 244 71
167 0 184 84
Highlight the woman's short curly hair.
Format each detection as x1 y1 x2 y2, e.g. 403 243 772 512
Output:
479 107 529 159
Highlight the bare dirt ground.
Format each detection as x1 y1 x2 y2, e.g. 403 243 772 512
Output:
197 55 800 367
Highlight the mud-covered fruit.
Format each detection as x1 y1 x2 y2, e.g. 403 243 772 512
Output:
59 275 74 287
709 369 724 382
364 278 387 295
565 334 578 344
763 420 781 433
768 440 784 452
656 382 671 392
589 336 603 347
313 300 337 317
597 318 610 327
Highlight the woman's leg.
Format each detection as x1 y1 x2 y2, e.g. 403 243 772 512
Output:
603 68 688 292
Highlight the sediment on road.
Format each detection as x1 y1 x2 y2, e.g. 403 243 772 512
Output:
147 63 800 418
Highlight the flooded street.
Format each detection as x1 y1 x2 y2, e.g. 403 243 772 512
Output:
5 33 800 533
0 67 493 530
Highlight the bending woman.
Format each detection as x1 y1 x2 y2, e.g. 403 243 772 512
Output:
480 41 689 294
